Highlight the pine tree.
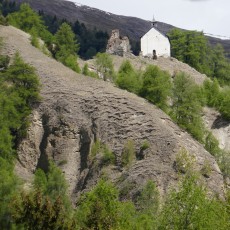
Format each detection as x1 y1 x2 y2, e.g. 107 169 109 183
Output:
54 22 80 72
140 65 172 112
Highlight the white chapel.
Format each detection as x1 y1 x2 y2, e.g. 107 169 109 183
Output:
141 18 171 58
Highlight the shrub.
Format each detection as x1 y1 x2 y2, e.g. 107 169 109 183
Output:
140 65 172 112
95 52 115 81
116 60 142 94
175 147 196 174
121 139 136 167
102 146 115 166
140 140 150 151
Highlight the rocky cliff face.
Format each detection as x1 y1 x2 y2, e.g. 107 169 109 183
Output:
0 26 225 201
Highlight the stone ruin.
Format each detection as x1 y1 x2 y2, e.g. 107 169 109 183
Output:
106 29 131 57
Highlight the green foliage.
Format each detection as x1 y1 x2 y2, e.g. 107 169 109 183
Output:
218 151 230 179
136 181 160 216
218 86 230 120
30 33 40 48
159 174 229 230
140 65 172 112
175 147 196 174
0 157 20 229
75 180 121 229
205 132 221 157
102 146 116 166
7 3 53 45
121 139 136 167
0 54 10 69
212 44 230 85
203 78 221 107
90 140 115 166
82 63 90 76
75 180 141 230
95 52 115 81
0 12 7 25
72 20 109 59
140 140 150 151
116 60 142 94
0 0 18 17
90 139 101 158
55 22 79 55
168 28 230 85
34 162 69 206
0 53 40 157
12 190 75 230
34 168 48 193
201 159 212 178
63 54 80 73
171 72 204 141
82 63 98 78
54 22 80 72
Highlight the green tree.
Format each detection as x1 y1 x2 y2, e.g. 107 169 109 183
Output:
202 78 221 107
159 174 228 230
168 29 211 76
54 22 80 72
12 190 75 230
116 60 142 94
140 65 172 111
0 158 20 229
34 162 70 207
218 86 230 120
76 179 139 230
212 44 230 85
136 181 160 228
76 180 122 229
95 52 115 81
7 3 53 45
0 53 40 152
171 72 204 141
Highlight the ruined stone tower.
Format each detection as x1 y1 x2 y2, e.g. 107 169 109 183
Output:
106 29 131 57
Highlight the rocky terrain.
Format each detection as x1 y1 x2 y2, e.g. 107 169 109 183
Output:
12 0 230 58
1 25 226 202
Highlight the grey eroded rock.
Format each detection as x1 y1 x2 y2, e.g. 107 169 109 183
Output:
0 26 224 201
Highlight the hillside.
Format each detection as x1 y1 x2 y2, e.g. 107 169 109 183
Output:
0 25 225 201
12 0 230 57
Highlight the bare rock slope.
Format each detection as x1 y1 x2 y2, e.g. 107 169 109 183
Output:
0 26 224 199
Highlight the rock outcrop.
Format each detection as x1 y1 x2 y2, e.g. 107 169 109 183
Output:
0 26 225 201
203 107 230 152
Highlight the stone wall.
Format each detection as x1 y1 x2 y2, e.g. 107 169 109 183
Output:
106 29 131 56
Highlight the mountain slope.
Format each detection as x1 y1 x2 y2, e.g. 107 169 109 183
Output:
12 0 230 57
0 25 224 200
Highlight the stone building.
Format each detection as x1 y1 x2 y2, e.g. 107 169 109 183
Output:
106 29 131 57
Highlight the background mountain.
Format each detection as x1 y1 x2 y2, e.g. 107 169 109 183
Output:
12 0 230 58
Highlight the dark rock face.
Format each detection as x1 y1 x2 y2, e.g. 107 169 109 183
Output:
0 26 224 201
12 0 230 57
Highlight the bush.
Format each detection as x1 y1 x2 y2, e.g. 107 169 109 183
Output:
159 174 228 229
171 72 204 142
82 63 98 78
95 52 115 81
121 139 136 167
102 146 115 166
175 147 196 174
116 60 142 94
140 65 172 112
